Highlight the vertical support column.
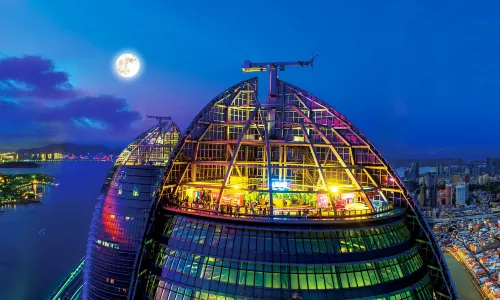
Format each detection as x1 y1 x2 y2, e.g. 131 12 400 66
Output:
260 110 274 217
268 67 278 103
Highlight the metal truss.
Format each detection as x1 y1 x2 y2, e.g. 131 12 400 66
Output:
133 77 457 299
114 120 181 166
280 80 457 299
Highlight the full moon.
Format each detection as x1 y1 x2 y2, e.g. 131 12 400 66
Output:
115 53 140 78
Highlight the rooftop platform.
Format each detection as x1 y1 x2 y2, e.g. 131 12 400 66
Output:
162 204 406 225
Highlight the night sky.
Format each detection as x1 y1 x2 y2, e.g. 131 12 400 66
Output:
0 1 499 159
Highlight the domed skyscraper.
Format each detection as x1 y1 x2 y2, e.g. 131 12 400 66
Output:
83 118 181 299
126 60 457 299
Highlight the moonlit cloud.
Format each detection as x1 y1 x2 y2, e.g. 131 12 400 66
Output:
0 55 144 147
0 55 83 100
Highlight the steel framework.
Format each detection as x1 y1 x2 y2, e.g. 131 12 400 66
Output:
114 118 180 167
131 74 458 298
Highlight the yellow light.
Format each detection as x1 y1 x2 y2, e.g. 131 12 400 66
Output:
233 185 240 190
329 186 339 193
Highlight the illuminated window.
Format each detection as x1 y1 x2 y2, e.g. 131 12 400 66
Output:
133 185 139 196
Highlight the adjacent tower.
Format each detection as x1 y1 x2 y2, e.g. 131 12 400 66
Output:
83 118 180 299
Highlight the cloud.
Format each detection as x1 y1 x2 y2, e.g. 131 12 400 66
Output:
0 96 142 145
39 95 141 132
0 55 82 100
0 55 144 147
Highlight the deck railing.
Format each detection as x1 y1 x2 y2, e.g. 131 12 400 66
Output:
163 203 397 221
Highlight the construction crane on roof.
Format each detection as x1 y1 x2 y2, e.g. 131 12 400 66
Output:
147 115 172 134
242 54 318 102
146 115 171 126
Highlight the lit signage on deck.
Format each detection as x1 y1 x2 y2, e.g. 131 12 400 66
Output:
271 180 289 190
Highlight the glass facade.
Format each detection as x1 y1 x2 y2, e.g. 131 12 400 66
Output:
152 274 435 300
127 77 456 299
137 215 427 299
160 217 412 258
83 122 180 300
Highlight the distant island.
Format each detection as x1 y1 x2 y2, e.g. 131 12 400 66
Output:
0 143 121 162
0 162 40 168
0 173 56 204
17 143 121 156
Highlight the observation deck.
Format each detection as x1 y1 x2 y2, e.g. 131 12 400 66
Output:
162 203 402 225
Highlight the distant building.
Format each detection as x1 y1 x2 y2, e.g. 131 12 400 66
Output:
486 158 500 175
437 185 446 206
455 184 468 206
424 173 434 187
404 168 410 180
452 175 462 185
419 185 425 206
445 184 453 205
479 174 490 185
464 174 470 183
410 162 420 181
0 152 18 161
444 166 451 176
437 164 444 175
472 166 480 176
403 179 416 192
428 186 437 207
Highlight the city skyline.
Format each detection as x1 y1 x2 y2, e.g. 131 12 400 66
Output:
1 1 500 159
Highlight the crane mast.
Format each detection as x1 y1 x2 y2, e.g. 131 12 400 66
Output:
241 56 318 217
146 115 172 133
242 55 318 103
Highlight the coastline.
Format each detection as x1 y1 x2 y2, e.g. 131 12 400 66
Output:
0 198 42 207
0 162 41 168
445 250 489 299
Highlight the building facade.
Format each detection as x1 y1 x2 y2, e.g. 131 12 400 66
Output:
127 76 457 299
83 120 180 299
455 184 468 206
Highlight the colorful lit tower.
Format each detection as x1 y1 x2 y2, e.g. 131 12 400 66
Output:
128 59 457 299
83 118 180 299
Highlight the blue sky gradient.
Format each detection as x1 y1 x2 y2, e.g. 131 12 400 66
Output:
0 0 499 159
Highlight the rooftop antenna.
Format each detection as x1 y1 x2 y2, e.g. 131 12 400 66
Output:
242 54 318 103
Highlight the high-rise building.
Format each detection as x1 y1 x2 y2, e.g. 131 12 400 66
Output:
436 164 444 175
83 120 181 299
403 179 416 192
455 185 468 206
430 186 438 208
404 168 411 179
410 162 420 181
419 184 426 206
472 166 480 176
479 174 490 186
445 184 453 205
123 69 456 298
437 185 446 206
423 173 434 187
486 158 500 175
